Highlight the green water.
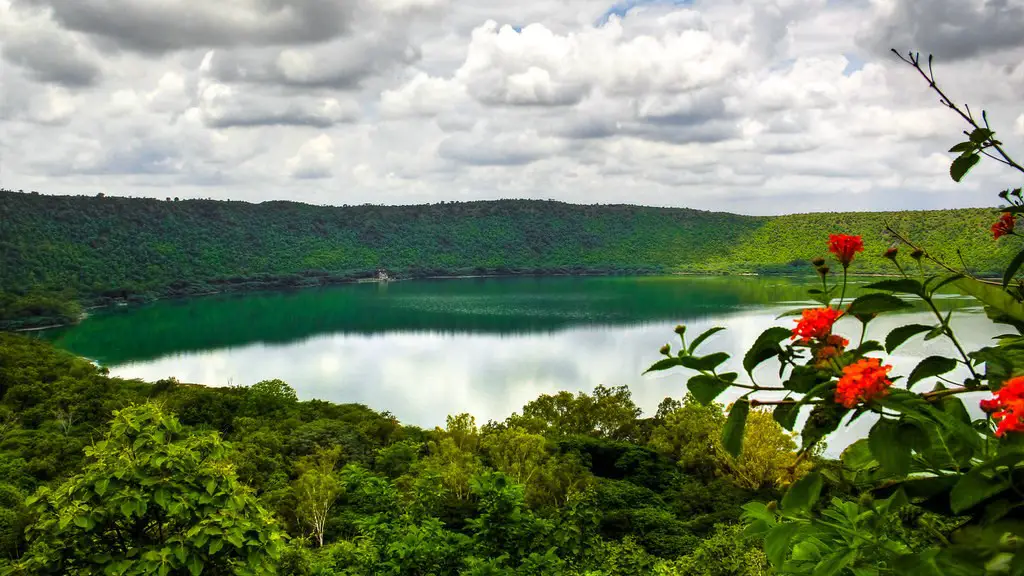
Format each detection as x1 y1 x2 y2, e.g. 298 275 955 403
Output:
40 275 996 442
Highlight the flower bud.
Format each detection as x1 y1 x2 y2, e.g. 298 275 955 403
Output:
659 344 671 356
811 257 826 267
674 325 686 336
910 249 924 261
883 246 898 260
766 501 777 513
816 265 830 278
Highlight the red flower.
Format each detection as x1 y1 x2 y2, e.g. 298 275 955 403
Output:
980 376 1024 437
992 213 1016 240
835 358 893 408
791 308 844 343
828 234 864 267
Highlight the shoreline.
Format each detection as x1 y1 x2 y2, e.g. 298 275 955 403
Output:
8 267 992 333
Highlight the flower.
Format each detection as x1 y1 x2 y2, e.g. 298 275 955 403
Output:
792 308 844 343
811 257 826 267
992 212 1017 240
910 249 924 261
883 246 898 260
814 335 850 367
980 376 1024 437
835 358 893 408
828 234 865 267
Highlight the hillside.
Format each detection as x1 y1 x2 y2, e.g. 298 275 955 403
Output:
0 190 1009 309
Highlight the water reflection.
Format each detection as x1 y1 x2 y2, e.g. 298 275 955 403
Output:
42 276 999 455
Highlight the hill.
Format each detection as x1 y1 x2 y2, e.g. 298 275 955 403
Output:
0 189 1009 321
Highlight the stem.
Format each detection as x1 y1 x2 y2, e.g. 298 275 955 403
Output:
923 386 989 401
839 266 848 308
922 296 981 380
885 225 997 284
858 322 868 348
749 399 815 407
893 50 1024 175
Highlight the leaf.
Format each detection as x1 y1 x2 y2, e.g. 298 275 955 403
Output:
948 142 974 153
643 357 680 374
776 308 809 320
950 152 980 182
781 471 823 516
687 374 730 405
969 127 994 144
764 522 800 568
846 293 912 316
743 327 792 375
812 548 857 576
868 419 911 476
773 403 799 431
205 479 216 495
1005 247 1024 289
864 279 924 296
907 356 958 387
722 398 750 458
679 352 730 372
689 326 726 354
885 324 933 353
950 464 1014 514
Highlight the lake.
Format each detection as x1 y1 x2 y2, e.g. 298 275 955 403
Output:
40 275 999 453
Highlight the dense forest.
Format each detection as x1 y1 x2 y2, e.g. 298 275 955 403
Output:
0 190 1010 327
0 333 956 575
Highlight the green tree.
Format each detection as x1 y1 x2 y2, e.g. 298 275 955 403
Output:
11 404 286 575
293 448 342 547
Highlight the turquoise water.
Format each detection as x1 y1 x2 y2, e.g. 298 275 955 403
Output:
41 275 998 449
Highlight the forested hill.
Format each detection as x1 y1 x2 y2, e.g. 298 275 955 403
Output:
0 189 1009 304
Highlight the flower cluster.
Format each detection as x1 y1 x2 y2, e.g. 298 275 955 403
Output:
992 212 1017 240
980 377 1024 437
792 307 844 344
828 234 864 267
835 358 893 408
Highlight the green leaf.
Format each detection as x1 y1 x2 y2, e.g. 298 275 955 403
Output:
950 464 1014 514
722 398 751 458
679 352 730 372
205 479 216 495
764 522 800 567
846 293 912 316
781 471 823 516
868 419 911 476
688 326 726 354
643 357 680 374
209 538 224 555
1004 247 1024 289
864 279 924 296
743 327 792 375
950 152 980 182
773 403 799 431
812 548 857 576
776 308 809 320
969 127 994 144
956 278 1024 324
948 142 974 153
907 356 958 387
687 374 730 405
885 324 933 353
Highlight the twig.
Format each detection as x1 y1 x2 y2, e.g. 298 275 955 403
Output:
884 224 1000 285
892 50 1024 175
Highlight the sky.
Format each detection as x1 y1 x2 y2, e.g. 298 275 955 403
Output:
1 0 1023 215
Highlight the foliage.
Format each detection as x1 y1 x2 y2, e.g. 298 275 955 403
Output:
0 332 799 574
0 190 1012 326
649 53 1024 575
8 404 286 575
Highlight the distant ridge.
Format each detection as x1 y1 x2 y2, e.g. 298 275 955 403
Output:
0 189 1007 304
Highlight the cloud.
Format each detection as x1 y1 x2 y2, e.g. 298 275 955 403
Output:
858 0 1024 60
2 0 1023 213
11 0 356 53
286 134 336 179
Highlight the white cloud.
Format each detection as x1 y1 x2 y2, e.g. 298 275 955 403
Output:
1 0 1023 212
286 134 336 179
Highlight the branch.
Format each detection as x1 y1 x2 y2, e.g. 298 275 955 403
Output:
892 50 1024 175
884 223 1000 285
922 386 989 401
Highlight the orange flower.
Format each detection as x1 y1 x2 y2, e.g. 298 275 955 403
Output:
792 307 844 343
835 358 893 408
828 234 864 267
980 377 1024 437
992 213 1017 240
